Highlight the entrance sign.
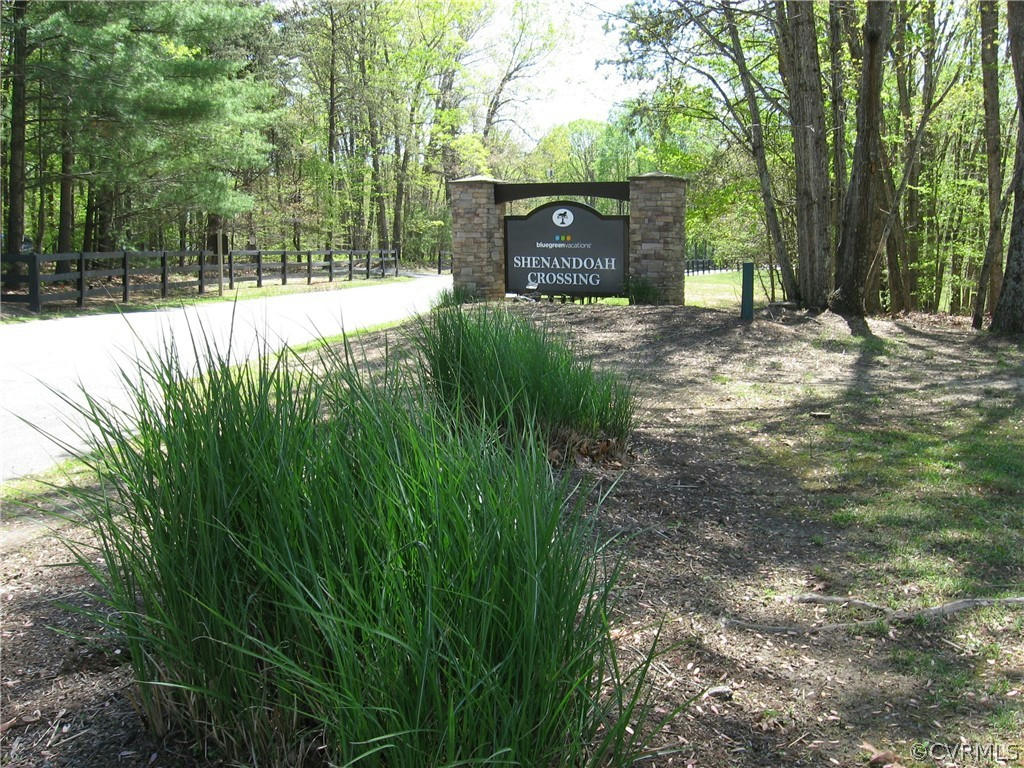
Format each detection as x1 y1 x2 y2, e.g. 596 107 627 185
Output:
505 201 627 297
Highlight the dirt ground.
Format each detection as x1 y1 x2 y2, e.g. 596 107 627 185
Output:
2 303 1022 767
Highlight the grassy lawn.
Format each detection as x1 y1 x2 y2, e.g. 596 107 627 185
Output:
684 268 774 309
0 274 413 322
598 269 775 308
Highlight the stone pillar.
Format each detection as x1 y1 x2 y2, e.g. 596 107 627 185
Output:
628 172 687 305
448 175 506 300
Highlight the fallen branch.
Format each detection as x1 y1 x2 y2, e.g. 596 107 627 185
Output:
792 594 887 612
722 596 1024 636
890 597 1024 622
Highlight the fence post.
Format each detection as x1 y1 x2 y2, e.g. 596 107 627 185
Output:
366 251 371 280
307 250 312 284
256 250 263 288
28 252 41 312
199 250 206 294
228 249 235 290
437 249 442 275
395 249 399 277
78 251 86 307
380 249 386 279
282 249 288 285
327 250 334 282
123 250 130 303
160 251 168 298
740 261 754 322
348 252 353 281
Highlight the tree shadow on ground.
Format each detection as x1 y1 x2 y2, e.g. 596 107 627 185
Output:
522 302 1023 766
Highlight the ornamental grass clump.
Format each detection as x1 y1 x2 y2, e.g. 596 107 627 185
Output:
63 333 658 767
414 306 636 459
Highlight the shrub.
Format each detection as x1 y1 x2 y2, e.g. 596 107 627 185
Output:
63 332 655 767
627 276 661 305
432 283 478 309
413 306 636 459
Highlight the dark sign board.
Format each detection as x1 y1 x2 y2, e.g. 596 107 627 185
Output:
505 201 627 297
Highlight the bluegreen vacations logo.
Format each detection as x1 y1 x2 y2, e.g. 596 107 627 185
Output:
552 208 574 227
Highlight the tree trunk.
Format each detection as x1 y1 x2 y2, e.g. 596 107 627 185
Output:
776 0 832 309
35 72 49 254
828 2 848 256
877 142 909 313
393 133 407 261
990 0 1024 333
58 124 75 253
392 93 418 261
326 4 339 249
892 1 919 309
206 213 228 259
724 3 800 303
356 39 389 252
96 187 116 252
82 182 95 253
3 0 28 288
178 212 187 265
949 243 964 314
974 0 1005 328
832 1 891 316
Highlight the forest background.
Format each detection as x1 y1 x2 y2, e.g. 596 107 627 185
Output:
2 0 1023 328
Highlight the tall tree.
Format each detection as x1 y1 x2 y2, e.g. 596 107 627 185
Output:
481 0 555 141
775 0 831 309
973 0 1005 328
832 1 891 315
990 0 1024 333
3 0 28 288
827 1 848 255
721 2 799 303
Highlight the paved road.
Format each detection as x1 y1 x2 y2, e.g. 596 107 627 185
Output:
0 274 452 481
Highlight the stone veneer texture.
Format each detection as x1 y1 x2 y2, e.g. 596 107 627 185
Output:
448 176 506 300
628 173 687 305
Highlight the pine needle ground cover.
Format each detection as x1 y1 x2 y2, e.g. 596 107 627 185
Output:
57 322 654 766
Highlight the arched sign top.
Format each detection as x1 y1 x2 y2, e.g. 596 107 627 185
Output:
504 200 627 297
504 199 619 222
494 181 630 204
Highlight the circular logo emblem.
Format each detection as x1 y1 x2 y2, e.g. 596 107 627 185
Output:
552 208 574 227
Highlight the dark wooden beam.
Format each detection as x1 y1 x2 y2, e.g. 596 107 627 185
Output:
494 182 630 204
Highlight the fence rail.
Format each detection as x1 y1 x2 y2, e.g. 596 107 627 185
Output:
1 248 404 311
684 258 742 275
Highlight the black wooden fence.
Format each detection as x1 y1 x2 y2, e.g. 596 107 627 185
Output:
2 248 408 311
684 258 742 274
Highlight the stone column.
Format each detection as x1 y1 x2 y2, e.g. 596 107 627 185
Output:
628 172 687 305
448 175 506 300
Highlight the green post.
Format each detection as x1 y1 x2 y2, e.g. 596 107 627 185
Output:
740 261 754 322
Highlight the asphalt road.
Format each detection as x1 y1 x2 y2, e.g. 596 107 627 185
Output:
0 274 452 481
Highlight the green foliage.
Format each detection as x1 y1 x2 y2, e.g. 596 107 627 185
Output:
432 284 478 309
627 275 661 305
414 306 637 452
63 331 658 766
14 0 273 248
